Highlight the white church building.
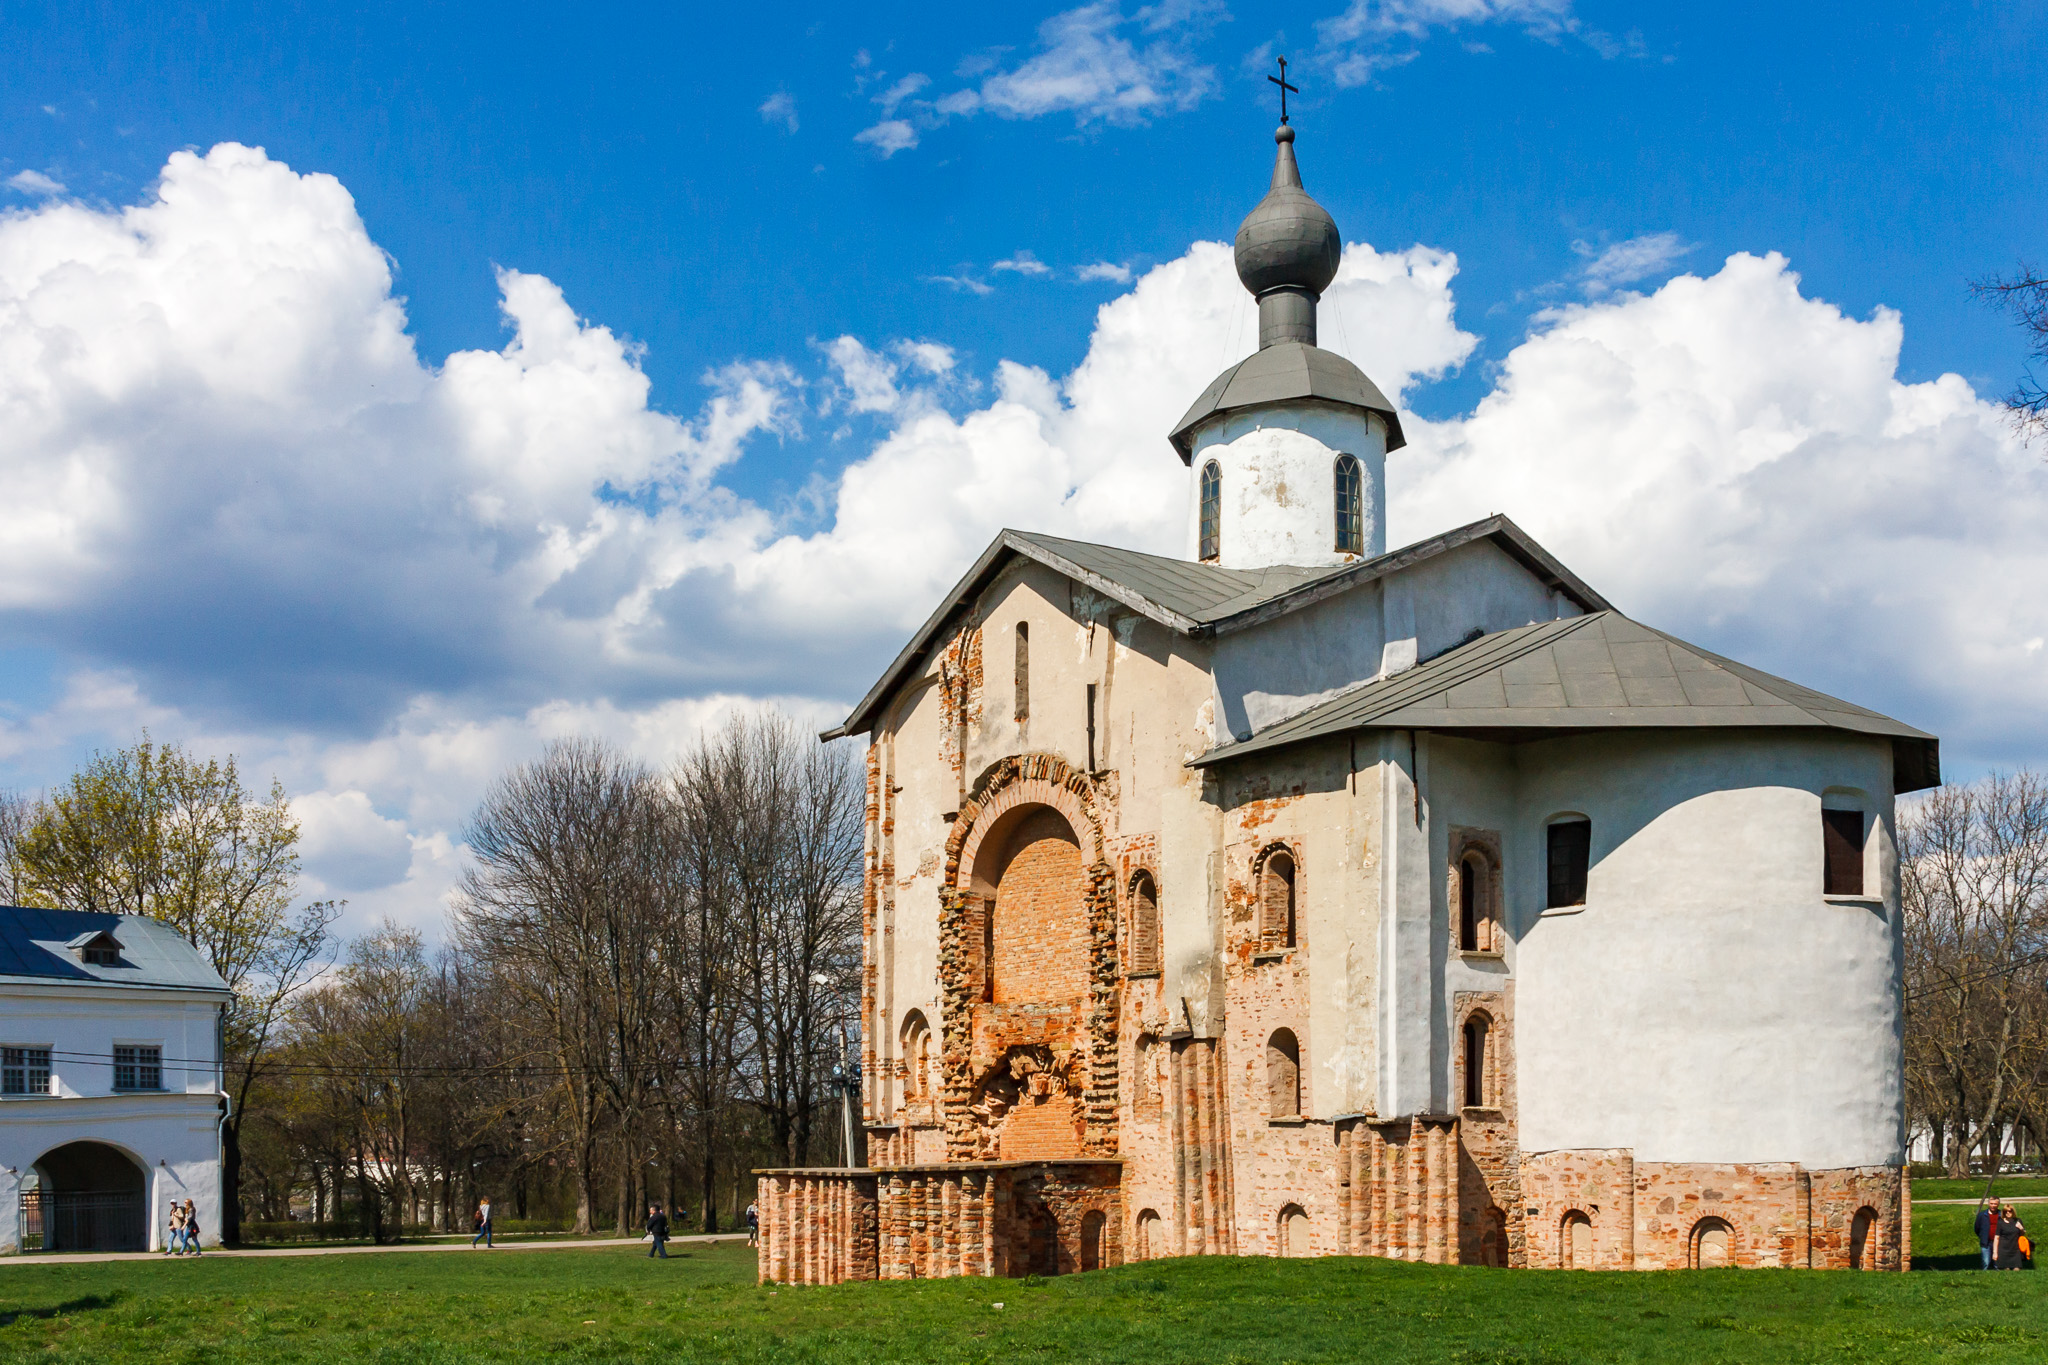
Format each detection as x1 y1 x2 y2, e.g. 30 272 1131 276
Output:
758 114 1933 1281
0 906 231 1253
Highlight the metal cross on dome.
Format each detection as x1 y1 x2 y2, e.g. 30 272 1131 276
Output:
1268 55 1298 124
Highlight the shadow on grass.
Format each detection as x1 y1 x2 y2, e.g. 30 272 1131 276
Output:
1916 1251 1990 1270
0 1292 121 1326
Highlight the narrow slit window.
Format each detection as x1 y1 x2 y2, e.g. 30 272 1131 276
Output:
1013 622 1030 722
1199 461 1222 561
1463 1015 1489 1107
1334 454 1363 555
1547 819 1591 909
1823 809 1866 896
1459 856 1480 951
1261 850 1297 950
1129 871 1161 974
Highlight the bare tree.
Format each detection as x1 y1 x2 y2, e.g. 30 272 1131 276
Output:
1903 771 2048 1175
1972 266 2048 445
454 737 662 1233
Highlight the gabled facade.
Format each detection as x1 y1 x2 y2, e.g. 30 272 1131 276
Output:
0 906 232 1254
756 118 1929 1282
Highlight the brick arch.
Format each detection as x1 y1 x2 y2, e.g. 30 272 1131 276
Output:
938 753 1119 1161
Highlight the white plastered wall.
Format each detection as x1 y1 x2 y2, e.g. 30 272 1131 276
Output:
0 985 225 1251
1185 407 1386 570
1508 730 1904 1169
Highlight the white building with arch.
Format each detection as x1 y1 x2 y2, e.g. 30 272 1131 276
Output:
0 906 230 1253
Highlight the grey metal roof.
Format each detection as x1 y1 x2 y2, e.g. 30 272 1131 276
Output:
1168 342 1407 461
1189 611 1941 792
0 907 232 995
824 515 1610 742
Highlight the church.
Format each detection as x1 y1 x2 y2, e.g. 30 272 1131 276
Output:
755 115 1934 1278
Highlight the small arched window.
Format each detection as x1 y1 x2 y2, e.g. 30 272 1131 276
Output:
1691 1216 1733 1269
1199 461 1222 561
1080 1209 1106 1271
1267 1028 1301 1118
1546 817 1591 909
1260 849 1297 951
1279 1204 1311 1257
1462 1014 1491 1108
1013 622 1030 722
1129 871 1161 975
1134 1208 1161 1261
1561 1210 1593 1268
1333 454 1363 555
900 1011 932 1102
1850 1206 1877 1269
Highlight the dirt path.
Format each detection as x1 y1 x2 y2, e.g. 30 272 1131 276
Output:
1 1231 753 1266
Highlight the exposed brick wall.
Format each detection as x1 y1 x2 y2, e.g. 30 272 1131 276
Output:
1453 985 1520 1266
989 811 1090 1003
1520 1152 1904 1270
939 755 1121 1164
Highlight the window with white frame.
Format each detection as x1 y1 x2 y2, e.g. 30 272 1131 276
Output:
114 1045 162 1092
3 1047 51 1096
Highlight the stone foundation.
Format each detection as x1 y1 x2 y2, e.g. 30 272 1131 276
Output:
1519 1151 1907 1271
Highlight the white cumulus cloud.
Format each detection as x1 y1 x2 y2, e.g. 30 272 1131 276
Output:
0 142 2039 938
5 170 65 196
1317 0 1595 85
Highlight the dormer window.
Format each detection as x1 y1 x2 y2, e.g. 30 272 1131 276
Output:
68 931 123 967
1199 461 1222 561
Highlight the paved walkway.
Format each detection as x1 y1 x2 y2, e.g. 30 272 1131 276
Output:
1 1231 753 1266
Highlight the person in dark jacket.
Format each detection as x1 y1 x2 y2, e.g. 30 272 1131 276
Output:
646 1203 670 1259
1977 1198 2003 1270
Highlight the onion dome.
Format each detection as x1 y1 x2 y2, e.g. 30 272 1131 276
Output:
1234 125 1341 306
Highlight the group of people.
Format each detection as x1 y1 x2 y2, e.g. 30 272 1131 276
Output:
161 1199 203 1255
458 1195 765 1256
1976 1197 2034 1270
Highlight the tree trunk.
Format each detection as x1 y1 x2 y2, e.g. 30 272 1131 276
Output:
221 1114 245 1244
701 1144 717 1234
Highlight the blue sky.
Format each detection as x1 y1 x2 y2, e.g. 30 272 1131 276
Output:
2 1 2044 930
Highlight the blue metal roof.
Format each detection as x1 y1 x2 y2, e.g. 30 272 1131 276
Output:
0 906 232 995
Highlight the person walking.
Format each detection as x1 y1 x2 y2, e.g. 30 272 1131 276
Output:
1996 1206 2025 1269
646 1203 670 1259
1977 1197 2003 1270
181 1200 202 1256
746 1201 759 1248
164 1201 186 1255
471 1197 493 1249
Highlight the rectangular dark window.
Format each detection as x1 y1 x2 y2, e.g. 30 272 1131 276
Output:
113 1045 162 1092
1547 820 1591 909
1823 809 1866 896
3 1047 51 1096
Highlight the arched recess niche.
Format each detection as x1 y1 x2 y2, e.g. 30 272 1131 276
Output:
939 754 1120 1161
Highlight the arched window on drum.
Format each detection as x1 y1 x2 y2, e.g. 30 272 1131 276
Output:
1333 454 1363 555
1199 461 1222 561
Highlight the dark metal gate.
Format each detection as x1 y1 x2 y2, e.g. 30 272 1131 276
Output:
19 1189 146 1252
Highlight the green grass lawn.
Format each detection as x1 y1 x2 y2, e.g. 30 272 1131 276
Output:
1916 1177 2048 1203
0 1218 2043 1365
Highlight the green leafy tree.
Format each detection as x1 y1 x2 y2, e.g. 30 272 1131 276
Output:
13 737 338 1242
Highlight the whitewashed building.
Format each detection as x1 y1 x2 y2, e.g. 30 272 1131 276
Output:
0 907 231 1253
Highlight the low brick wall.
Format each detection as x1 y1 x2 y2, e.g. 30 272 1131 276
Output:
756 1160 1123 1284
